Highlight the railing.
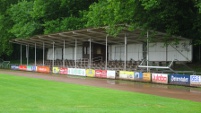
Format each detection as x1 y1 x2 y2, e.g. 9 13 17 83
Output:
138 59 195 74
93 56 103 62
0 59 10 69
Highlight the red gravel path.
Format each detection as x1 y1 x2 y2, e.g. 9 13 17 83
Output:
1 69 201 102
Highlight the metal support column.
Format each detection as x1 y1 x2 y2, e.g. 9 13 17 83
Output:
199 45 201 61
89 38 92 69
74 39 77 68
35 43 37 66
124 34 127 70
52 42 55 68
20 45 22 65
146 31 149 72
166 44 168 65
43 42 45 66
105 35 108 70
26 45 29 66
63 40 65 67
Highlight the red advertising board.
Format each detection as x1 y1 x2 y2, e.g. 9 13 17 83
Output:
60 68 68 74
152 73 168 84
95 70 107 78
37 66 50 73
19 65 27 71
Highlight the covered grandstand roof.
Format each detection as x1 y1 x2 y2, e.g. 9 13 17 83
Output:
10 27 190 49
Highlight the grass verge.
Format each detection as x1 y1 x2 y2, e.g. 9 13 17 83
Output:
0 74 200 113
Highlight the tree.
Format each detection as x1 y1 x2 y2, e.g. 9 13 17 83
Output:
0 0 18 56
8 0 42 38
85 0 201 43
0 0 97 58
31 0 97 34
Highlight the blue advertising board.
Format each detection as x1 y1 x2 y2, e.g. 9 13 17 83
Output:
27 66 37 71
134 72 143 81
11 65 19 70
169 74 190 86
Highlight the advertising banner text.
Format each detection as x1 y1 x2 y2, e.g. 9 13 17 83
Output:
68 68 86 76
152 73 168 84
169 74 190 85
134 72 143 81
95 70 107 78
86 69 95 77
37 66 50 73
60 68 68 74
119 71 134 80
190 75 201 86
11 65 19 70
107 70 116 79
27 66 37 71
143 73 151 82
53 67 60 74
19 65 27 71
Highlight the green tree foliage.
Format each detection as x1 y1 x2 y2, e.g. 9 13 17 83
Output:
43 16 85 34
32 0 97 34
8 1 42 38
85 0 201 42
85 0 135 36
0 0 97 57
0 0 18 56
1 0 201 58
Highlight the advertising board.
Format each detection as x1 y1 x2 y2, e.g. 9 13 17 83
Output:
152 73 168 84
11 65 19 70
53 67 60 74
169 74 190 86
95 70 107 78
37 66 50 73
107 70 116 79
190 75 201 86
59 67 68 74
19 65 27 71
86 69 95 77
68 68 86 76
27 66 37 71
143 73 151 82
134 72 143 81
119 71 134 80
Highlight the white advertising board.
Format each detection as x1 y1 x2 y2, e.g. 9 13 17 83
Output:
152 73 168 84
68 68 86 76
107 70 116 79
190 75 201 86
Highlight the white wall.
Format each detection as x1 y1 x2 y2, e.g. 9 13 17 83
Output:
109 44 143 61
64 47 74 60
109 45 124 61
148 40 192 61
148 43 167 61
47 48 62 60
55 48 62 60
47 40 192 62
47 46 82 60
127 44 143 61
167 41 192 61
47 48 54 60
76 46 82 59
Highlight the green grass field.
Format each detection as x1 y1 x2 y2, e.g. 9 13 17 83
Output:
0 74 201 113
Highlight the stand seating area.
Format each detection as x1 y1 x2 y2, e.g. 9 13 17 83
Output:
36 59 139 71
